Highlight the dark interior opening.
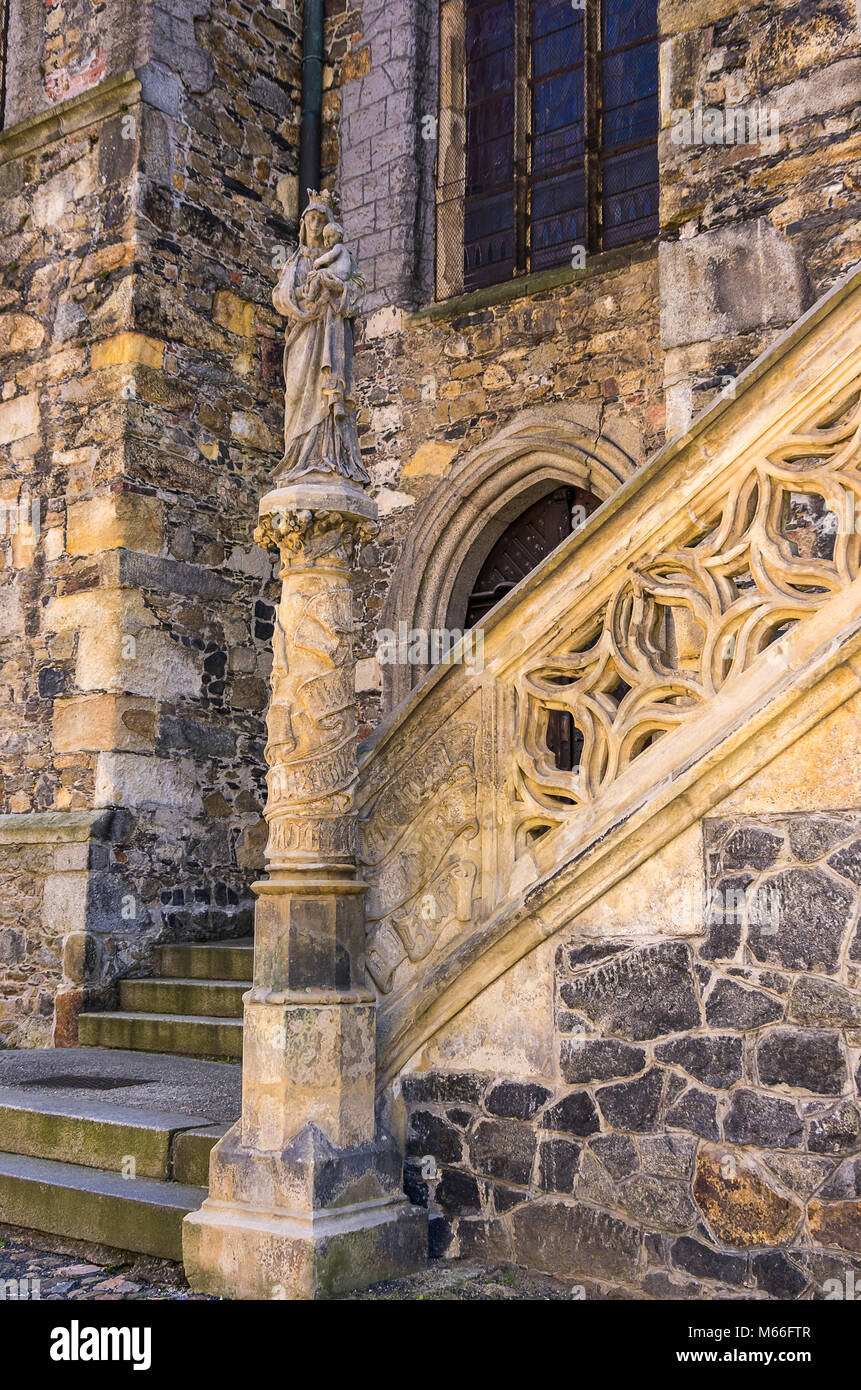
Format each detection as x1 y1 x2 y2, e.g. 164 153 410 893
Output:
463 483 601 770
463 484 598 629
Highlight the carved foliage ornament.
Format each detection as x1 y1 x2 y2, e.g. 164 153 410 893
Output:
254 508 377 570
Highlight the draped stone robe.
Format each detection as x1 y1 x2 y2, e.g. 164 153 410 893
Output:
272 237 368 486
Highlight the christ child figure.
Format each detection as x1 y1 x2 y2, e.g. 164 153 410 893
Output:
303 220 353 303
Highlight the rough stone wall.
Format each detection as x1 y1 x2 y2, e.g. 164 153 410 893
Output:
0 0 9 126
350 249 663 733
339 0 861 721
337 0 436 311
3 0 150 126
0 1 305 1041
0 85 159 1041
1 79 139 821
0 811 135 1048
659 0 861 432
0 837 65 1049
402 812 861 1295
320 1 367 193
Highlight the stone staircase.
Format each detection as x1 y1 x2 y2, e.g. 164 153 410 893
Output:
0 940 248 1260
357 265 861 1087
4 267 861 1278
78 938 252 1060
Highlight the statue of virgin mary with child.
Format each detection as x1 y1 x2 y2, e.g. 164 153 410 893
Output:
272 189 369 487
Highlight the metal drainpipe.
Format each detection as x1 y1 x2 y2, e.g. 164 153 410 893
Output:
0 0 10 132
299 0 324 214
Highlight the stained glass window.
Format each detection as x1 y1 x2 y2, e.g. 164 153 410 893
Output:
530 0 585 273
600 0 660 249
464 0 516 288
452 0 659 293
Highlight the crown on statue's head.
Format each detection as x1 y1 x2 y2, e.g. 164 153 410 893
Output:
304 188 339 217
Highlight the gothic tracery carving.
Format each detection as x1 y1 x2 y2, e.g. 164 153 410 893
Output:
517 387 861 812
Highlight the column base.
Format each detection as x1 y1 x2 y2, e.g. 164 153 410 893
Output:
184 1193 427 1301
182 1121 427 1300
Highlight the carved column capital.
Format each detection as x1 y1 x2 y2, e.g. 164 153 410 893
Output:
254 503 377 574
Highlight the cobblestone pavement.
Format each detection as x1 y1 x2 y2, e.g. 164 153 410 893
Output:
0 1239 211 1301
0 1238 587 1300
340 1264 591 1299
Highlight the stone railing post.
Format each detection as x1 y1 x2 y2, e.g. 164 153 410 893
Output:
183 479 426 1300
183 192 426 1300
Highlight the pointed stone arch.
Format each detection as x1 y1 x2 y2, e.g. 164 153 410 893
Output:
381 403 642 708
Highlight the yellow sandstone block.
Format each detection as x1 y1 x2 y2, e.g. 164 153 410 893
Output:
0 392 39 444
0 313 45 357
213 290 255 337
90 332 165 370
52 693 157 754
402 440 458 479
66 493 164 557
77 244 134 280
341 45 371 83
46 589 200 699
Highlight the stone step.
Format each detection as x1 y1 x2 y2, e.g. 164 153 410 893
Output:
0 1048 242 1124
78 1011 243 1060
0 1151 205 1261
155 938 254 982
172 1124 231 1187
0 1088 214 1180
119 977 249 1019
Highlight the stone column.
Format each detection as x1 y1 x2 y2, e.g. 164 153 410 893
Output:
183 478 426 1300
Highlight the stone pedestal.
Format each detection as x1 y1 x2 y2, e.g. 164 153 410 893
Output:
183 481 426 1300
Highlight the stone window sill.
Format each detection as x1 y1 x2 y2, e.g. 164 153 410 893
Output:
409 239 659 326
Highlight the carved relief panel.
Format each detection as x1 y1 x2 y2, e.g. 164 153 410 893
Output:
360 721 484 996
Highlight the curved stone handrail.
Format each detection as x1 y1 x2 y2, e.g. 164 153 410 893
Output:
357 264 861 1087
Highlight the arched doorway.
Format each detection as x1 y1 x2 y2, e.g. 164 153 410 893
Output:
457 483 601 770
379 405 641 710
458 484 600 629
